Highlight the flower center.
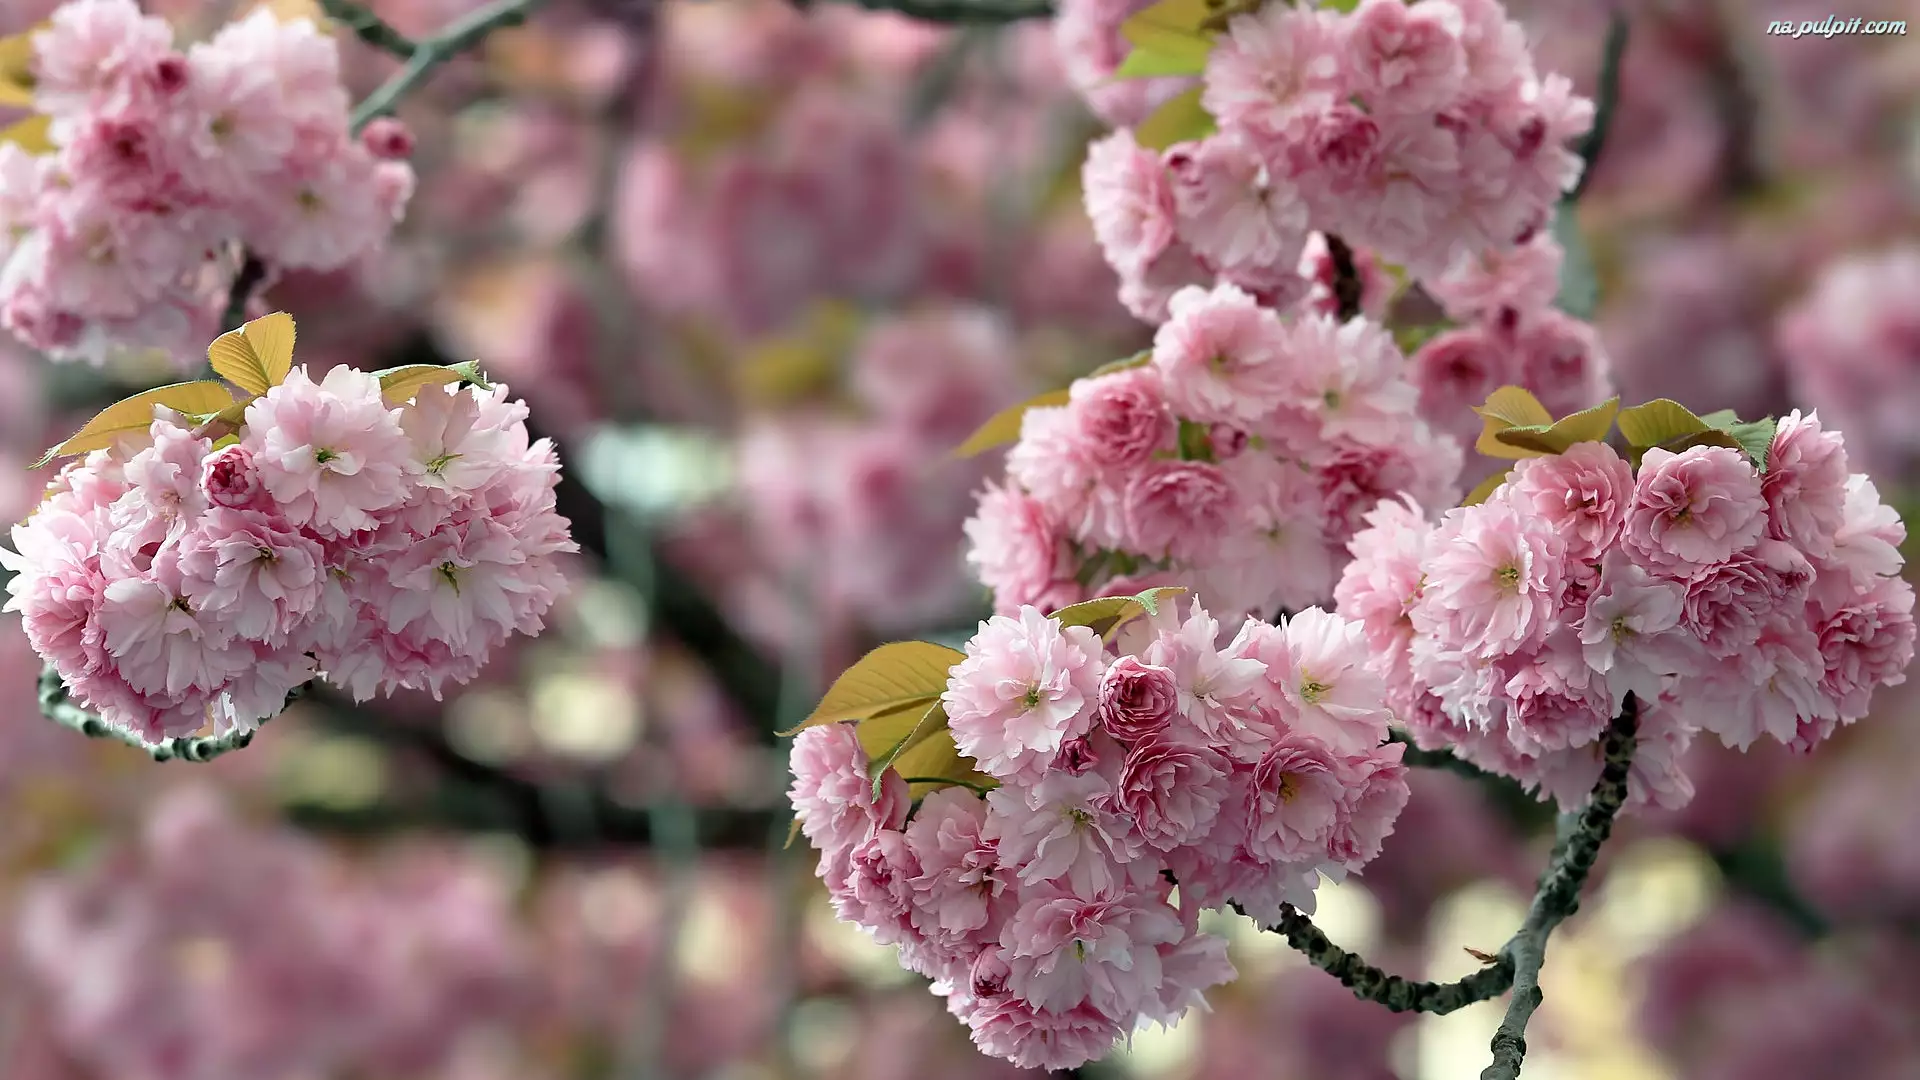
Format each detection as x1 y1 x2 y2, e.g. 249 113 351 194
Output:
437 560 462 595
426 452 460 475
313 447 338 465
1493 564 1521 591
1323 389 1342 409
169 595 192 614
1610 615 1634 642
1072 939 1090 961
1276 772 1301 804
1022 686 1042 710
210 114 234 139
1299 677 1330 705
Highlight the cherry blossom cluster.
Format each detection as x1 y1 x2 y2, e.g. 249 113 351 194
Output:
788 599 1411 1069
1776 245 1920 480
1409 231 1613 453
0 0 415 363
17 786 531 1080
1334 414 1915 810
1 367 575 746
1079 0 1591 323
965 281 1460 623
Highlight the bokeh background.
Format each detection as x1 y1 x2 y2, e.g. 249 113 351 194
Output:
2 0 1919 1077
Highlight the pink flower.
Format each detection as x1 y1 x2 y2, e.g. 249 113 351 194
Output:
31 0 175 118
1577 558 1692 699
1151 283 1295 424
1201 4 1343 143
242 366 419 538
1346 0 1467 115
1415 498 1566 657
1262 607 1392 753
1122 459 1238 563
1164 134 1309 275
200 443 269 512
1506 441 1634 566
1623 446 1767 578
984 774 1139 897
963 481 1078 616
174 507 325 646
1082 129 1177 277
1815 575 1916 723
1762 410 1850 558
1328 742 1410 870
1064 366 1176 471
999 879 1184 1019
1 508 109 679
1004 406 1116 545
1112 736 1231 851
1140 606 1269 753
1411 326 1521 442
788 722 908 863
1429 231 1563 325
1690 625 1835 751
1096 656 1181 743
1679 540 1812 659
942 607 1105 784
95 551 248 700
958 994 1123 1072
1278 315 1420 444
1498 634 1613 753
829 830 923 948
1822 474 1905 585
905 788 1012 956
1246 733 1345 863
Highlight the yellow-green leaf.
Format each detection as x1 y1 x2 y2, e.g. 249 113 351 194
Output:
1615 398 1711 449
891 727 998 801
0 113 51 155
1133 86 1217 152
0 25 42 109
1050 586 1187 640
1471 385 1556 459
207 312 297 396
1462 468 1511 506
372 360 491 405
1491 396 1620 456
782 640 965 734
34 381 239 468
1119 0 1216 57
952 389 1072 459
1112 43 1209 80
1088 350 1152 379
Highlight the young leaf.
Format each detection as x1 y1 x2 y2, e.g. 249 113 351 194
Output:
1088 350 1152 379
1050 586 1187 640
1615 398 1712 449
781 640 966 734
867 701 952 799
1491 396 1620 455
0 114 51 154
1724 418 1778 472
1112 44 1209 80
1697 409 1741 428
0 25 43 109
1471 385 1554 459
1133 86 1217 152
34 381 239 467
891 727 998 801
952 388 1072 459
207 312 297 396
1462 468 1512 506
1119 0 1217 60
373 360 491 404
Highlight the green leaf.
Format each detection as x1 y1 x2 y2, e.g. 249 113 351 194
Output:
1119 0 1217 61
0 113 51 155
1177 419 1214 461
207 311 297 396
1462 468 1511 507
1471 385 1555 460
1698 409 1741 428
1492 396 1620 455
1112 43 1209 80
1552 200 1599 320
781 641 965 735
952 388 1072 459
890 726 998 801
1133 86 1216 152
1724 418 1777 472
868 701 954 799
1050 586 1187 641
1088 350 1152 379
1318 0 1362 11
1616 398 1712 449
372 360 491 405
34 381 240 467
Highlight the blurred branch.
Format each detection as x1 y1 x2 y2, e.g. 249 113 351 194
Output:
318 0 420 58
905 26 991 130
809 0 1055 23
1710 839 1830 938
1699 5 1767 197
1569 12 1629 202
1481 697 1639 1080
1325 235 1363 321
350 0 551 133
221 252 267 332
1388 727 1498 781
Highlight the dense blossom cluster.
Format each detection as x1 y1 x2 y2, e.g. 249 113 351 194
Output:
17 786 531 1080
789 600 1411 1069
1078 0 1592 324
0 0 415 363
965 281 1460 622
1 366 575 744
1334 415 1915 808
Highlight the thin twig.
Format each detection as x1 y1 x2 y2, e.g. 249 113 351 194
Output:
1325 235 1364 321
1481 696 1640 1079
816 0 1053 23
350 0 550 134
1569 13 1628 201
221 252 267 332
1387 727 1501 782
37 664 305 763
317 0 419 59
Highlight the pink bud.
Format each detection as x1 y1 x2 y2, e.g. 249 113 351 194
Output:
360 117 415 161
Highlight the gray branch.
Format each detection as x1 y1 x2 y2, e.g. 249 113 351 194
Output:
350 0 550 134
317 0 420 59
1253 902 1515 1014
37 664 306 763
811 0 1054 23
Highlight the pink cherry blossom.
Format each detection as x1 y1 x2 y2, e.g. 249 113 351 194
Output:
242 366 419 539
1345 0 1467 116
1151 283 1295 424
1623 446 1768 578
1245 733 1345 863
999 878 1184 1019
1506 441 1634 566
1096 655 1181 744
1113 736 1231 851
1762 409 1851 558
943 607 1105 784
1082 129 1178 278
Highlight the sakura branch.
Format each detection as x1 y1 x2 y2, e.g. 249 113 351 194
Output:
349 0 552 133
316 0 420 59
812 0 1056 25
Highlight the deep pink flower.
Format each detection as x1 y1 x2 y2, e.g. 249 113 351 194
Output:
1096 655 1181 743
1623 446 1767 578
1112 736 1231 851
1507 441 1634 566
1245 733 1345 863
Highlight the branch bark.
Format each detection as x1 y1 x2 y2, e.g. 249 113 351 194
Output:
349 0 550 134
317 0 420 59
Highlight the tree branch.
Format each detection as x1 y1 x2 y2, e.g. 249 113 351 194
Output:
221 252 267 332
37 664 304 763
350 0 549 134
1481 695 1640 1080
317 0 420 59
1257 694 1642 1071
1568 12 1628 202
1388 727 1500 782
815 0 1054 23
1325 235 1364 321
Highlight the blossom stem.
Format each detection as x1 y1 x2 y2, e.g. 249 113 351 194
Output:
349 0 550 134
1481 695 1639 1079
36 663 306 763
316 0 420 59
1326 235 1364 321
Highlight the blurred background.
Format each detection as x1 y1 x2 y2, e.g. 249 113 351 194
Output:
2 0 1920 1077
